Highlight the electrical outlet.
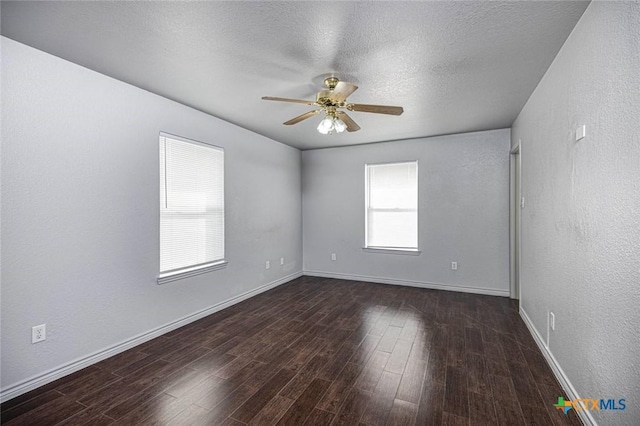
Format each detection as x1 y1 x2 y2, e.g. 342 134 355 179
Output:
550 312 555 331
32 324 46 343
280 257 284 265
451 261 458 270
265 260 270 270
331 253 337 261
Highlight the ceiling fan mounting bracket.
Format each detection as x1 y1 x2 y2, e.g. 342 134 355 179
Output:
323 76 339 90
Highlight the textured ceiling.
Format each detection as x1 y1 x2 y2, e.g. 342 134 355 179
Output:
1 1 589 150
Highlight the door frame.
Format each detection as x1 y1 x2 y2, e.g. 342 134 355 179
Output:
509 143 521 300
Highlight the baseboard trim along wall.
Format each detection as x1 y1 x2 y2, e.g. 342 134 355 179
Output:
519 308 596 426
303 270 510 297
0 271 303 403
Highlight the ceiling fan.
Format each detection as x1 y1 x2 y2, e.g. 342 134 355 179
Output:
262 77 404 134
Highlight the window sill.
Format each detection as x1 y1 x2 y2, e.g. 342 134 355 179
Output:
362 247 421 256
157 261 228 285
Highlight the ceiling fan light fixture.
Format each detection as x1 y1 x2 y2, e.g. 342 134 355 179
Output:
333 117 347 133
317 116 346 135
317 117 335 134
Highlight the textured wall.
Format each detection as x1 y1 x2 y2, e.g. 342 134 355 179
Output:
302 129 510 295
1 38 302 391
511 2 640 425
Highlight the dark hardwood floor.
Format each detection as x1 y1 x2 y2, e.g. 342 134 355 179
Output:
1 277 582 425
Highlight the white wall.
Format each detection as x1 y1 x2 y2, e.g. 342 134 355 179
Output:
512 2 640 425
302 129 510 296
0 38 302 394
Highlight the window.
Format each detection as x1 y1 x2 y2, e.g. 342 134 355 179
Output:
365 161 418 251
158 133 225 283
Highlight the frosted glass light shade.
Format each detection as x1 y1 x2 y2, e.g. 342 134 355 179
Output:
334 118 346 133
317 117 335 134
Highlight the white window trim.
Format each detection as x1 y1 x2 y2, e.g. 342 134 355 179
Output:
157 260 228 285
362 247 421 256
364 160 419 251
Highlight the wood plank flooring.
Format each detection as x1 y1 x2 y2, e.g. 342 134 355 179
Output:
1 277 583 425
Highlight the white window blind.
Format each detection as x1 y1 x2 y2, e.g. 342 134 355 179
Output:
160 134 224 275
365 161 418 249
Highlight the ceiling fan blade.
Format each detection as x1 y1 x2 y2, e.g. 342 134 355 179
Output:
349 103 404 115
283 110 321 125
329 81 358 102
262 96 316 105
337 111 361 132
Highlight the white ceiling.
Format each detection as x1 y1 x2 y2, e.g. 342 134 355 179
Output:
1 1 589 150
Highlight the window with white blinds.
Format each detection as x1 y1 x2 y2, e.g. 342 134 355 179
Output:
159 134 224 277
365 161 418 250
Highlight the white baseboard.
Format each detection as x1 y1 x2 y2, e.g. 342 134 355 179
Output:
519 308 596 426
0 271 302 403
303 270 510 297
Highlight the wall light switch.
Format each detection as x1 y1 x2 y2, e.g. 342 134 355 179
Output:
265 260 270 270
576 125 586 141
280 257 284 265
